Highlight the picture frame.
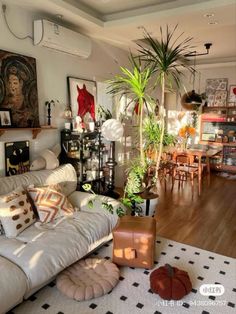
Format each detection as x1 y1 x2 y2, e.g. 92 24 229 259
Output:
205 78 228 96
228 85 236 103
214 90 227 107
67 76 96 121
0 108 12 127
5 141 30 176
0 49 39 128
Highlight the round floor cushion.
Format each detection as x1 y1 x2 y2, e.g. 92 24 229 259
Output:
150 264 192 300
56 258 120 301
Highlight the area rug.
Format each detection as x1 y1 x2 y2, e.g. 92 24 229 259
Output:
11 236 235 314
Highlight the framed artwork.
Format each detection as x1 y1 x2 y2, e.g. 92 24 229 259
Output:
0 49 39 127
5 141 30 176
205 78 228 96
228 85 236 103
214 90 227 107
207 94 215 107
0 108 12 127
67 76 96 121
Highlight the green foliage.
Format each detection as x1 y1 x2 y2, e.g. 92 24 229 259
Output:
125 159 147 195
138 25 194 91
97 104 112 121
82 184 125 217
107 54 154 103
83 183 92 192
143 115 176 149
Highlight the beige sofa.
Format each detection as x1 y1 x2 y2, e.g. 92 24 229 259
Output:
0 164 124 313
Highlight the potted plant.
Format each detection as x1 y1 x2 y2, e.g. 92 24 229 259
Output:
138 25 194 184
107 26 195 213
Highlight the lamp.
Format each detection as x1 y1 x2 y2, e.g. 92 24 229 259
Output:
181 43 213 110
101 119 124 199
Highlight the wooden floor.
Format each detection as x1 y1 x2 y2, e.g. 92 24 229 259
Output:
155 173 236 258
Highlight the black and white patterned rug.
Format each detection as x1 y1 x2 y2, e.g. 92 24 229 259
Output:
10 236 235 314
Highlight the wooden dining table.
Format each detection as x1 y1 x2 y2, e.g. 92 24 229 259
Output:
171 148 220 195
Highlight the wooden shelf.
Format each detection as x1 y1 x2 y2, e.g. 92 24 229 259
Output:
200 141 236 147
0 127 57 139
203 106 236 110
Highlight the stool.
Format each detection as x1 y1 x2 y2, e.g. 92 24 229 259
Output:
112 216 156 269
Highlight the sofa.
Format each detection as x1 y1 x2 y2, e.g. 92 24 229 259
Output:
0 164 124 313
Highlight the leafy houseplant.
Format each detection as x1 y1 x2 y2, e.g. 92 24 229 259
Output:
138 25 194 183
107 26 195 212
82 183 125 217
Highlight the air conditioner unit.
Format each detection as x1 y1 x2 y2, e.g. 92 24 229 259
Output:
34 19 92 58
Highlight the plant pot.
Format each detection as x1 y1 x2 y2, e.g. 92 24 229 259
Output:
139 196 159 217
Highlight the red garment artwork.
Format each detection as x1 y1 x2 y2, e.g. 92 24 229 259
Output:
77 84 95 120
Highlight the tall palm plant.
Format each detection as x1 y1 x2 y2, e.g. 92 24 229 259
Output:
107 55 154 165
138 25 194 181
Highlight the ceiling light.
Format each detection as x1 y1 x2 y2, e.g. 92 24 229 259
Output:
204 13 214 18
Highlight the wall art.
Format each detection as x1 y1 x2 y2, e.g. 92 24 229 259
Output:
0 49 39 127
228 85 236 103
0 108 12 127
5 141 30 176
214 90 227 107
67 76 96 121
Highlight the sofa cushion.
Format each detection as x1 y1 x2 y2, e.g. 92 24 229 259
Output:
0 189 36 238
0 221 4 235
0 164 77 197
0 208 118 293
0 256 27 314
27 184 75 223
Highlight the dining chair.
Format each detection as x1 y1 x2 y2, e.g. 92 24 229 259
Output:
171 152 200 196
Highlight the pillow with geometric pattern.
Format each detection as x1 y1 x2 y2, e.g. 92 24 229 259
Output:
0 221 5 235
27 184 76 223
0 189 36 238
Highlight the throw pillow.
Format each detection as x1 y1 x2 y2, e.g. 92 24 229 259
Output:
0 221 4 235
27 184 75 223
0 189 36 238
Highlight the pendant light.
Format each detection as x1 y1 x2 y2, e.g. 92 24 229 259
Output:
181 43 212 110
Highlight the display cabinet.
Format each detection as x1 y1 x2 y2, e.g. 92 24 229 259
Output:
60 130 108 192
200 106 236 172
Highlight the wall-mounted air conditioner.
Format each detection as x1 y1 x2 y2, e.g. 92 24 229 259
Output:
34 19 92 58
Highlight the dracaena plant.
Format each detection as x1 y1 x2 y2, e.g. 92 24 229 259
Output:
138 25 194 182
107 54 155 166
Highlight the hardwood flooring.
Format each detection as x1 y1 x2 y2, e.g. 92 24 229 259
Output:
155 173 236 258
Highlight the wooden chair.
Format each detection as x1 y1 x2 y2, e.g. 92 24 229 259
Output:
171 152 200 196
158 152 176 191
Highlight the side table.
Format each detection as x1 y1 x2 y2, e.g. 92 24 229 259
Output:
139 191 159 216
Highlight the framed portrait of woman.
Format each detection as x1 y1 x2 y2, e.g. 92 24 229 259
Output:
0 49 39 128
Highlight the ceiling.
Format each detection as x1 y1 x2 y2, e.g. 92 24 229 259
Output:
4 0 236 65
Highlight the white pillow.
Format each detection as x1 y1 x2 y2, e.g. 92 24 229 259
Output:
0 189 36 238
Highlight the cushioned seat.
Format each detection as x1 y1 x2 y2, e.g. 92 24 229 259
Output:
56 258 120 301
112 216 156 269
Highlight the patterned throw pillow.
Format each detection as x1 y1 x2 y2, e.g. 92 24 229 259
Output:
0 189 36 238
0 221 5 235
27 184 75 223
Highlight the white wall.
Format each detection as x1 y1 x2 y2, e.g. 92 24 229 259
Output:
166 64 236 111
0 4 129 176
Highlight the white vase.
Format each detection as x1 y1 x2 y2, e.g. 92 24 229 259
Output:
139 197 158 217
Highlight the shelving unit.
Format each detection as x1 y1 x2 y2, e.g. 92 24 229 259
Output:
0 127 57 139
200 106 236 172
60 130 108 193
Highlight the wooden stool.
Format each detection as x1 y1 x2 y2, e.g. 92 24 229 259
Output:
112 216 156 269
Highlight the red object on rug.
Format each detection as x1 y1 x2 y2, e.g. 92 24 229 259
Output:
77 84 95 120
150 264 192 300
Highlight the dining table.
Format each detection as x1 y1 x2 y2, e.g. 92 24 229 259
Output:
171 148 221 195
